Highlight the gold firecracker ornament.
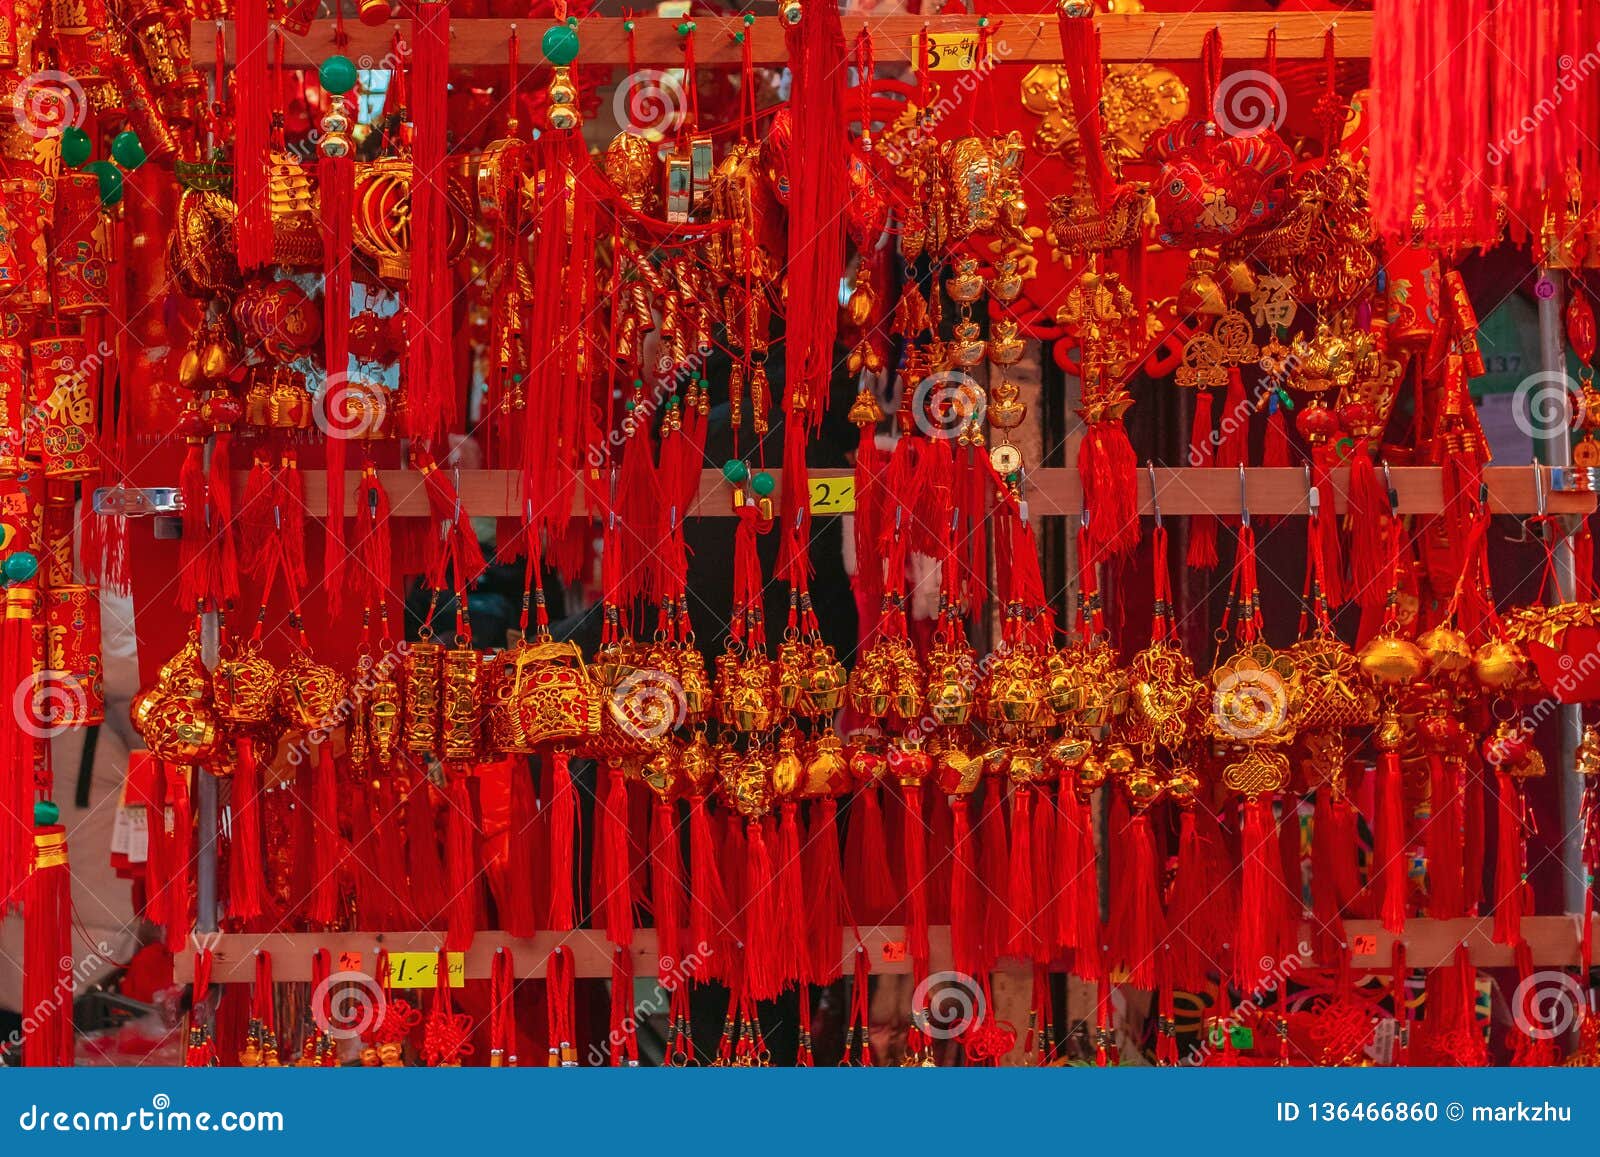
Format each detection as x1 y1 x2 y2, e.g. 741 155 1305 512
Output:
403 638 445 754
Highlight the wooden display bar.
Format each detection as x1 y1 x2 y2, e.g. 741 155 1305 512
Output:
238 465 1597 519
176 917 1595 983
194 10 1372 70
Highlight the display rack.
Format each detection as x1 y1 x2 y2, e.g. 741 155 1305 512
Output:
173 9 1597 983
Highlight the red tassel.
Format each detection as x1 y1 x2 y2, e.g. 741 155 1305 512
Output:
207 430 239 603
805 799 843 983
650 799 684 966
741 820 780 999
0 588 36 902
781 0 849 425
689 795 731 977
160 763 193 953
1070 791 1104 982
1077 421 1141 561
21 822 73 1066
1427 754 1463 919
545 751 577 931
1052 781 1083 954
1311 789 1360 955
501 758 538 938
319 128 355 614
614 426 663 606
370 777 410 930
595 764 634 947
231 0 271 269
228 737 267 922
776 801 807 980
1188 389 1215 467
1373 749 1409 934
1006 787 1039 960
1215 367 1250 468
1262 402 1292 468
1108 801 1163 988
304 742 342 927
1492 771 1528 945
177 439 213 610
977 779 1011 972
845 782 897 921
948 797 983 979
1234 797 1283 990
1346 445 1391 610
349 776 395 929
444 773 482 951
1165 807 1235 988
404 775 446 928
1309 441 1346 605
403 2 455 443
900 785 930 973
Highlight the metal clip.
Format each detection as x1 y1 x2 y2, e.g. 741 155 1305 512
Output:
92 486 183 517
1238 463 1250 528
1304 463 1320 518
1147 462 1161 529
1381 460 1399 515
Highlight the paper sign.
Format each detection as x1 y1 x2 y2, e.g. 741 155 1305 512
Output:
1350 934 1378 957
912 31 979 72
881 940 908 963
338 952 363 973
809 477 856 514
386 951 465 989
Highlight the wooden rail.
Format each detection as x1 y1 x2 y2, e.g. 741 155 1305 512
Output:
175 917 1596 983
235 465 1596 519
193 11 1372 70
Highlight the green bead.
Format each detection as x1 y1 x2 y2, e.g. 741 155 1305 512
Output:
319 53 359 95
978 15 990 26
34 800 59 827
59 126 92 168
632 377 644 389
541 23 581 66
625 400 637 411
743 12 756 23
623 19 635 31
110 130 146 169
85 160 122 205
667 395 681 408
752 471 776 497
734 31 745 42
722 459 750 484
3 551 38 581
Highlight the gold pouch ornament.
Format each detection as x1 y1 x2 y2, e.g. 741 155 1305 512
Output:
512 640 603 749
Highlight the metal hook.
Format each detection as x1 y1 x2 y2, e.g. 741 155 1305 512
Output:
1304 463 1320 518
1534 459 1548 517
1147 462 1161 529
1510 460 1550 544
1238 463 1250 528
1380 460 1399 515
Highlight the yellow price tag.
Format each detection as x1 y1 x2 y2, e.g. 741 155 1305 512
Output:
912 31 979 72
386 951 466 989
808 477 856 514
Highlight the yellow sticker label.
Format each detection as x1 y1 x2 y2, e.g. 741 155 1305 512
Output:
386 951 466 989
808 477 856 514
912 31 979 72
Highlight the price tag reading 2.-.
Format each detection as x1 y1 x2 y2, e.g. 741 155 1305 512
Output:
912 31 980 72
808 477 856 514
386 951 466 989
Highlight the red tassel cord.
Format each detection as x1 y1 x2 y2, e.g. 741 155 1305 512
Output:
1108 796 1163 989
650 798 685 973
1165 804 1235 989
741 818 782 1000
1372 744 1410 934
546 946 576 1066
22 820 73 1067
948 796 983 980
231 0 271 269
608 947 639 1067
421 949 473 1067
844 779 898 923
776 801 808 983
545 750 578 931
0 586 38 902
443 772 483 952
185 950 217 1067
1005 786 1040 962
319 101 356 614
1507 940 1562 1066
403 2 455 444
305 740 343 928
805 798 844 984
593 763 635 949
489 948 517 1067
899 783 931 975
688 794 731 978
842 946 875 1066
1491 770 1531 946
159 762 193 954
1425 753 1464 919
403 770 447 929
501 757 539 939
228 736 267 923
1234 797 1287 991
1310 787 1361 957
